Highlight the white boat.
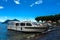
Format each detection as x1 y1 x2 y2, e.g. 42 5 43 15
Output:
7 21 48 32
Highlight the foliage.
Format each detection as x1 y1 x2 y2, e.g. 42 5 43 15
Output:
35 14 60 22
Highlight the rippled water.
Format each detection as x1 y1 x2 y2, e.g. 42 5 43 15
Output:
0 23 60 40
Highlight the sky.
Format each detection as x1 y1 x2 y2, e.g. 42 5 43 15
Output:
0 0 60 22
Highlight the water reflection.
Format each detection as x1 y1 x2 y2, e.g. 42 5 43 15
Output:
0 23 8 40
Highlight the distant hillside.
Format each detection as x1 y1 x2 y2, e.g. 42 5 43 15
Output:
3 19 20 24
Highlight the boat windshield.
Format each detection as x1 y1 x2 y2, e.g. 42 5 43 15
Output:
26 23 32 26
32 22 37 25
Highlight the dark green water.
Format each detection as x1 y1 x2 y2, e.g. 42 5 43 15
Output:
0 23 60 40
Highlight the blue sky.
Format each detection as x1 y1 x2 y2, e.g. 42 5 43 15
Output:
0 0 60 22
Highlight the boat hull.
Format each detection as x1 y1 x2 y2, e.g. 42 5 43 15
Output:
7 26 47 32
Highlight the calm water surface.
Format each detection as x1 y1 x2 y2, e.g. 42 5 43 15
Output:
0 23 60 40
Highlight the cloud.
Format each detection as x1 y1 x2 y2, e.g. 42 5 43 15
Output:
0 19 5 22
35 0 43 4
4 17 8 19
30 0 43 7
14 0 20 4
0 6 4 9
30 4 35 7
0 16 9 22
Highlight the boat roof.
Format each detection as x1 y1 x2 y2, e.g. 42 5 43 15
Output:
8 21 37 25
20 21 32 23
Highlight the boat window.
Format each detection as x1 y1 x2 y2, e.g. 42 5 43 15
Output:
16 23 19 26
8 23 14 25
20 23 25 26
26 23 32 26
32 22 37 25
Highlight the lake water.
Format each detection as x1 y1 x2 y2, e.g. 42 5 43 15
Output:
0 23 60 40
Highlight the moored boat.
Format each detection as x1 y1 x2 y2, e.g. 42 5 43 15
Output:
7 21 49 32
